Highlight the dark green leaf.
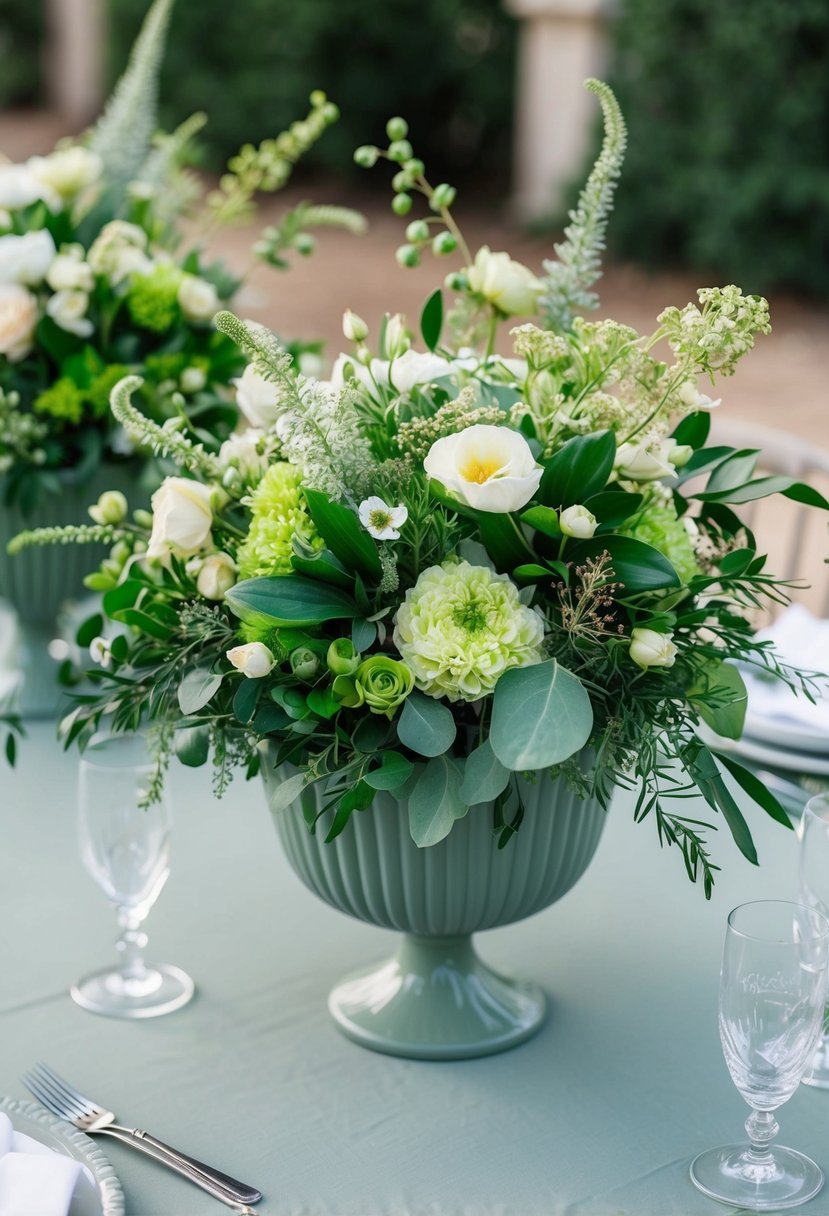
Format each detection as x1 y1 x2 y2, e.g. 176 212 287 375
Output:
706 449 759 493
5 732 16 767
716 754 793 830
307 686 340 719
584 490 643 529
538 430 616 509
459 740 510 805
672 411 711 449
75 613 104 648
233 676 261 724
476 511 534 572
253 704 292 735
397 690 456 757
226 576 359 628
688 661 748 741
174 725 210 768
118 608 173 640
290 549 353 589
684 742 758 865
303 488 382 581
420 288 443 352
102 579 143 616
351 618 377 650
567 536 680 592
520 505 561 538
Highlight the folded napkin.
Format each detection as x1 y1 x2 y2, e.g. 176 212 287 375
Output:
0 1112 85 1216
744 603 829 738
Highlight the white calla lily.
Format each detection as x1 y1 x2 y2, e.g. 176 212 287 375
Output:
424 424 542 514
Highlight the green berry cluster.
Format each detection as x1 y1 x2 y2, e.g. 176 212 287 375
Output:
355 118 464 270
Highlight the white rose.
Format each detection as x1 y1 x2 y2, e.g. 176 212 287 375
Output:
226 641 276 679
0 164 55 210
467 246 544 317
46 246 94 292
0 284 38 361
560 504 598 539
389 349 454 394
233 363 283 429
180 366 207 394
678 380 721 411
147 477 214 559
0 230 56 285
629 628 677 669
177 275 220 323
424 424 543 514
197 552 237 600
615 439 677 482
218 428 269 481
28 147 102 199
46 289 93 338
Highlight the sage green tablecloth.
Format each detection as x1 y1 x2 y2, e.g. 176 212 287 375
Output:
2 724 828 1216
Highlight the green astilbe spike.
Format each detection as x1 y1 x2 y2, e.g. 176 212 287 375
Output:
541 79 628 333
89 0 174 203
7 523 126 556
110 375 221 479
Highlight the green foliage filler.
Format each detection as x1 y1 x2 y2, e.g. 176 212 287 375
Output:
607 0 829 297
109 0 517 177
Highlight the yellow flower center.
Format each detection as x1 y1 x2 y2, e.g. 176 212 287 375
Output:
369 508 393 530
459 456 503 484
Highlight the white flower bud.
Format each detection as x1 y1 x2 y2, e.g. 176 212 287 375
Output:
669 443 694 468
342 309 368 342
89 636 112 668
180 366 207 394
88 490 128 526
629 627 677 669
226 641 276 679
466 246 544 317
559 504 598 539
197 551 237 601
385 313 410 360
177 274 220 323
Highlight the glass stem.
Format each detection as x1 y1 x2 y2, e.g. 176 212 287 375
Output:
115 909 149 981
745 1109 779 1162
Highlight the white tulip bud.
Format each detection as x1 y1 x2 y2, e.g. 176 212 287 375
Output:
196 552 237 601
342 309 368 342
629 627 678 669
226 642 276 679
88 490 128 525
559 504 598 539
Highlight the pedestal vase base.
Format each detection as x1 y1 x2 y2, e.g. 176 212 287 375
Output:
690 1143 823 1210
328 934 546 1060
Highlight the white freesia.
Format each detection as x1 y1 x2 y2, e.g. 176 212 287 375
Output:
467 246 544 317
177 275 220 323
0 284 37 360
226 641 276 679
197 552 237 600
46 246 94 292
358 496 408 540
233 363 283 429
678 379 722 411
0 163 55 210
424 424 543 514
560 504 598 539
615 439 677 482
147 476 214 558
0 229 56 285
87 221 150 285
29 147 102 199
629 628 678 669
46 289 93 338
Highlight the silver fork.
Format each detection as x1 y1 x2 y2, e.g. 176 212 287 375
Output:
23 1063 262 1211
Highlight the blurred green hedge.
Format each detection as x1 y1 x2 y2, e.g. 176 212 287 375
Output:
109 0 516 182
607 0 829 297
0 0 43 107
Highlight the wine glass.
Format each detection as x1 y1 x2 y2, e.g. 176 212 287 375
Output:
690 900 829 1211
71 732 195 1018
798 794 829 1088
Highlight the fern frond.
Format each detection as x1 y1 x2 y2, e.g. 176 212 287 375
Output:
7 524 126 556
110 375 221 479
89 0 174 204
540 79 627 333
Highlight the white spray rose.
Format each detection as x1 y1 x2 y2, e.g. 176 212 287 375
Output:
197 552 237 600
560 504 598 539
29 147 102 199
226 641 276 679
615 439 678 482
388 349 454 393
46 246 94 293
467 246 544 317
177 275 220 323
0 164 55 210
629 628 678 669
147 477 214 559
0 284 38 360
218 429 269 482
46 289 93 338
0 230 56 286
424 424 543 514
233 363 282 429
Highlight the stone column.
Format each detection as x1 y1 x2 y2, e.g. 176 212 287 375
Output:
45 0 107 127
506 0 612 221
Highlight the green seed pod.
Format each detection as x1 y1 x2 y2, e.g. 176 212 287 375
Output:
391 170 414 193
391 193 413 217
404 158 425 177
387 139 414 163
395 243 420 268
431 182 457 210
432 231 457 256
293 232 316 256
310 89 327 107
385 116 409 141
405 219 430 243
321 102 340 124
354 145 379 168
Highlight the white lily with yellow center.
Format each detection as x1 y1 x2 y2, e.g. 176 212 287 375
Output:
424 424 542 514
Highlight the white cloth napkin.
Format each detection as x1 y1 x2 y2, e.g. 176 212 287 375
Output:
0 1112 84 1216
744 604 829 737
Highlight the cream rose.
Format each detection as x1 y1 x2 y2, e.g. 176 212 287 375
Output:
424 424 543 514
467 246 544 317
46 289 93 338
147 477 214 559
0 284 38 361
197 552 237 600
226 641 276 679
0 230 56 286
177 275 220 323
615 439 677 482
233 364 282 429
0 164 54 210
560 504 598 539
46 246 94 293
629 627 678 669
28 147 102 199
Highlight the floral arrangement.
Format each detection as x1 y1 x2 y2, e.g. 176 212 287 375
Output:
0 0 361 511
14 81 829 896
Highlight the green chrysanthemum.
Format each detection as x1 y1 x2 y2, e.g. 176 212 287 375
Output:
127 264 182 333
237 462 321 578
393 559 545 702
33 378 85 425
622 498 700 585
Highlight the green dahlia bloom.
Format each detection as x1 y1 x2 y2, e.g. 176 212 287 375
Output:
393 559 545 702
237 462 321 579
622 499 699 585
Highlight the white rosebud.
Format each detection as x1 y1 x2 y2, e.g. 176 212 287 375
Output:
88 636 112 668
226 641 276 679
358 496 408 540
560 504 598 539
197 551 237 600
147 476 214 559
0 229 56 286
0 284 38 361
342 309 368 342
678 379 721 411
232 363 282 429
467 246 544 317
388 349 453 394
28 147 102 199
88 490 128 525
615 439 677 482
177 274 220 323
629 627 678 669
669 443 694 469
46 247 94 293
424 424 542 514
180 366 207 394
385 313 410 360
46 289 93 338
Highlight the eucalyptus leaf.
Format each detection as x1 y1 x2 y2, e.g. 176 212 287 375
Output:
459 739 510 805
364 750 414 790
490 659 593 771
408 755 466 847
352 618 377 651
178 667 223 715
397 691 457 757
266 771 308 814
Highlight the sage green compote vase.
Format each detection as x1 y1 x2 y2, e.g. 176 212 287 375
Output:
262 752 605 1060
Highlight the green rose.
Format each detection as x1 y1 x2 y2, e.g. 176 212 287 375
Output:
355 655 414 718
290 647 320 681
327 638 361 677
